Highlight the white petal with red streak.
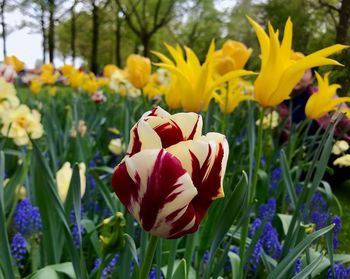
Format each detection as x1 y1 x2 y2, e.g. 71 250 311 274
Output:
166 140 213 177
126 119 162 155
169 112 203 139
123 149 198 238
142 106 170 118
200 132 229 198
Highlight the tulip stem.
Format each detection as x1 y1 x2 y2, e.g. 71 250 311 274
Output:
239 108 265 278
250 108 265 203
139 234 159 279
221 81 230 134
166 239 178 279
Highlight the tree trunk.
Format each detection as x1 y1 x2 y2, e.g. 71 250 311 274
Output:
115 11 122 67
90 1 99 73
335 0 350 94
1 0 7 58
71 4 76 66
336 0 350 44
48 0 55 63
141 34 150 58
40 6 46 64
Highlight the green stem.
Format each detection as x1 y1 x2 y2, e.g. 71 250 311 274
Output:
239 108 265 278
238 218 249 278
140 230 148 263
140 234 159 279
184 233 196 275
166 239 178 279
250 108 265 203
221 81 229 134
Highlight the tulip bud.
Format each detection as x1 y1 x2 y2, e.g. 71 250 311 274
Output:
108 138 123 155
99 212 126 257
126 54 151 89
56 162 86 203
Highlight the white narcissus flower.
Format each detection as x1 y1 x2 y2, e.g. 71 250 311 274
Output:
332 140 349 155
0 77 20 116
56 162 86 203
108 138 123 155
333 154 350 168
1 104 43 146
112 106 229 239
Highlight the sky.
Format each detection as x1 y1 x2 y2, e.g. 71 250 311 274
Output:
0 0 237 69
0 10 44 68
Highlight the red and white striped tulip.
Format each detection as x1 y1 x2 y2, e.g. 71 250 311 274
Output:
0 63 17 83
112 107 229 239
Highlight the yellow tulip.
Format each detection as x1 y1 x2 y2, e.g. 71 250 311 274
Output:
153 42 254 112
248 17 347 107
49 86 57 96
40 63 54 73
305 72 350 119
79 73 99 93
214 40 252 75
142 72 167 99
68 71 84 88
30 79 42 94
126 54 151 89
103 64 118 78
214 78 254 114
60 64 75 77
4 55 25 72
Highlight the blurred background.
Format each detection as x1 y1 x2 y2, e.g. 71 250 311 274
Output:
0 0 349 93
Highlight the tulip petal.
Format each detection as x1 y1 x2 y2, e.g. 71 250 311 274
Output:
126 119 162 156
145 112 203 148
166 132 229 222
143 106 170 118
112 149 198 238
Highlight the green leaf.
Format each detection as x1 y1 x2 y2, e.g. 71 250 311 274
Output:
0 151 15 279
209 172 248 256
81 219 101 257
26 262 76 279
91 172 119 213
4 152 30 215
228 251 240 279
205 172 248 278
334 254 350 263
124 233 139 273
171 259 187 279
278 214 293 235
31 141 86 279
292 253 324 279
267 224 334 279
26 268 59 279
280 150 297 210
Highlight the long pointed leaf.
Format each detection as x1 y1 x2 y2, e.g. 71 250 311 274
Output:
0 151 15 279
267 224 334 279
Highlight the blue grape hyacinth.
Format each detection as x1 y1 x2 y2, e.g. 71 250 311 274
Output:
14 198 42 237
10 233 27 269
